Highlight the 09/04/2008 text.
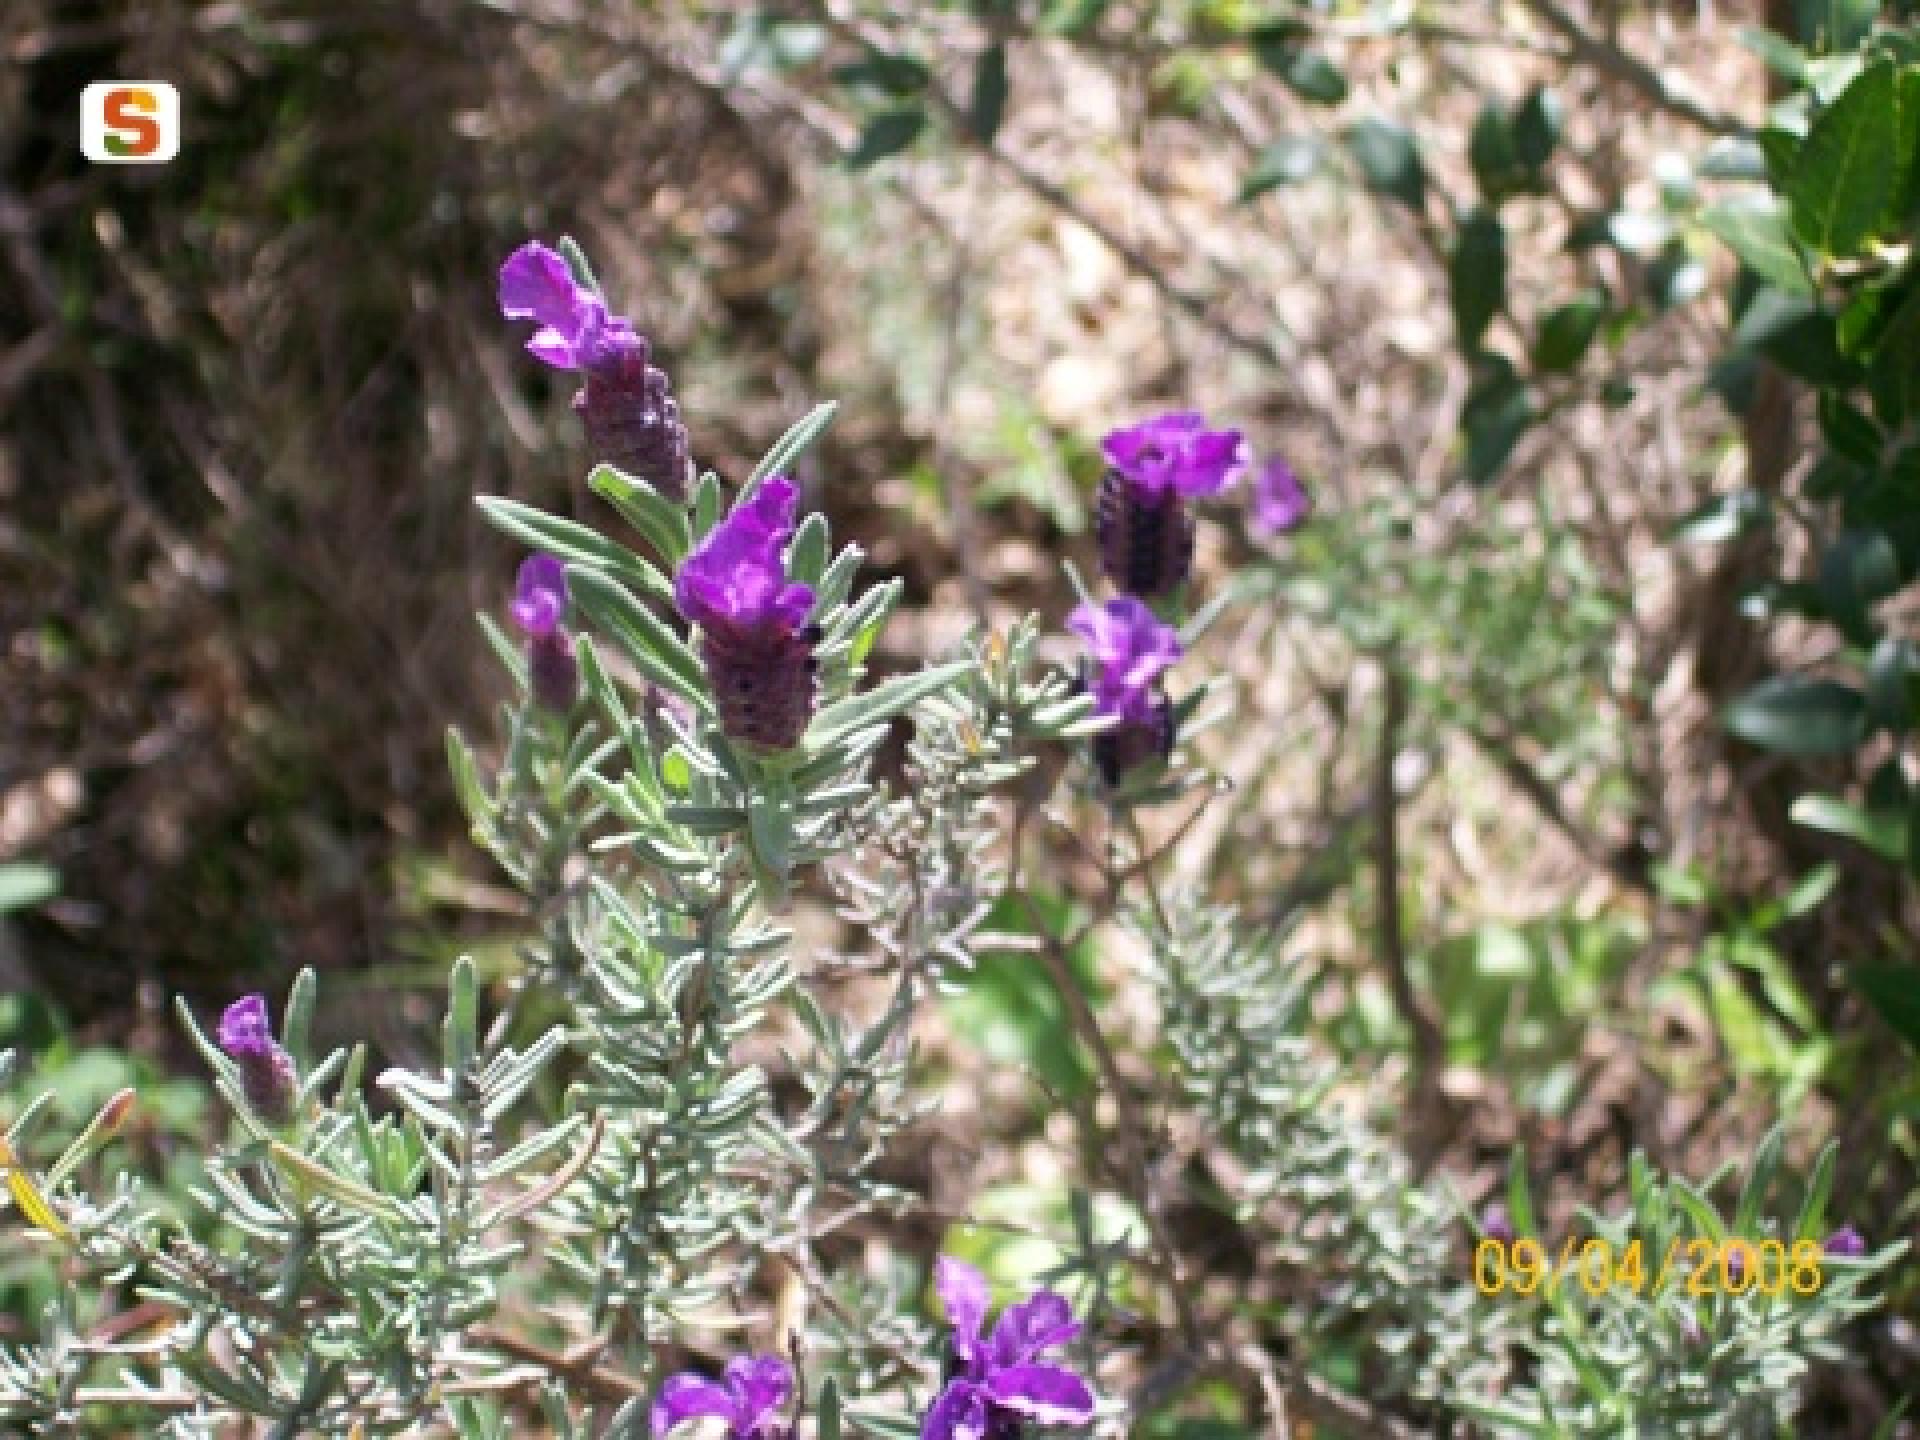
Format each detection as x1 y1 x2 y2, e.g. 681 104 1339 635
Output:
1473 1236 1828 1299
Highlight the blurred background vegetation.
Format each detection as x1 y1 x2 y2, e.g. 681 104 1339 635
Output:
4 0 1919 1427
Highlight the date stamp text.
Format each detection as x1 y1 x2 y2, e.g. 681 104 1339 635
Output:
1473 1236 1828 1298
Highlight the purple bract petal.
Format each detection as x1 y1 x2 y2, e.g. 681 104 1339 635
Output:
1481 1203 1515 1245
675 477 815 640
525 327 581 369
987 1290 1079 1368
216 994 277 1061
724 1355 792 1438
1826 1225 1867 1258
920 1380 990 1440
1102 411 1246 499
983 1364 1096 1426
652 1373 739 1439
923 1260 1097 1440
1250 456 1311 536
498 243 586 332
1068 597 1182 724
512 553 569 637
934 1255 991 1367
498 240 640 377
499 242 598 371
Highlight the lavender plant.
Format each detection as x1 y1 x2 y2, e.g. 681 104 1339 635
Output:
1466 1135 1906 1437
0 236 1899 1440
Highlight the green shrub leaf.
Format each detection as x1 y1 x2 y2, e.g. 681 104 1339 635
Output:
1344 118 1425 210
1789 61 1896 256
1725 676 1867 755
1238 136 1322 202
1252 25 1348 106
1449 208 1506 353
1701 197 1812 296
969 43 1010 143
1532 292 1605 372
848 105 927 168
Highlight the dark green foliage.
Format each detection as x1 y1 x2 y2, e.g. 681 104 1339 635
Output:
1238 135 1322 201
1853 960 1920 1051
849 106 929 168
1788 62 1899 256
1253 24 1348 106
1344 118 1426 210
1460 358 1536 485
1450 208 1508 353
1532 292 1606 372
969 43 1010 143
1725 677 1869 757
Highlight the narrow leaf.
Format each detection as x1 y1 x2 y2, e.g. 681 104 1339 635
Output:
752 402 839 487
589 464 692 567
567 566 712 714
806 662 971 749
476 497 673 607
0 1136 70 1243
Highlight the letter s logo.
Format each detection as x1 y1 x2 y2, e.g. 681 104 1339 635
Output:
104 88 160 157
81 82 179 164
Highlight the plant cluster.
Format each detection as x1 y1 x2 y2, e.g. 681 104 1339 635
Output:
1 229 1905 1438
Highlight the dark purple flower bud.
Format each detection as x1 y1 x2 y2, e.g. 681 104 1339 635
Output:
1825 1225 1867 1258
510 554 579 713
573 334 691 502
923 1256 1096 1440
216 994 297 1127
1097 466 1194 600
1097 411 1245 599
1250 455 1311 536
675 477 818 751
1481 1203 1515 1245
653 1354 792 1440
1088 697 1174 789
528 630 580 715
499 241 690 500
1069 597 1181 787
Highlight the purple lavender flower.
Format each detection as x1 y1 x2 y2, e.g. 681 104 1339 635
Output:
674 477 819 751
499 241 691 500
652 1354 791 1440
1249 456 1311 536
1825 1225 1867 1258
1481 1203 1515 1245
216 995 297 1127
509 553 579 714
1069 597 1181 787
1096 411 1245 599
923 1256 1095 1440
